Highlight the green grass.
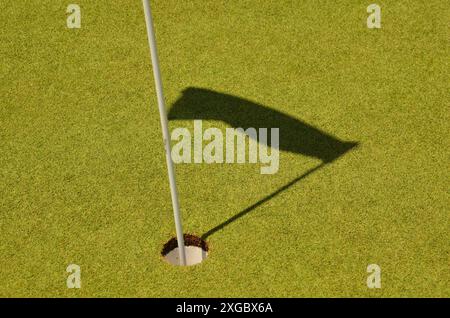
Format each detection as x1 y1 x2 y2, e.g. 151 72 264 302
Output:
0 0 448 297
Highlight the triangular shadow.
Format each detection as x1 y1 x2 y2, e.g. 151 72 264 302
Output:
168 87 358 239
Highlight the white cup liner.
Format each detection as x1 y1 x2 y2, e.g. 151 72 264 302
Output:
161 234 209 266
163 245 208 266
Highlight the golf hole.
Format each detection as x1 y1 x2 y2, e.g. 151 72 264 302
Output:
162 234 209 266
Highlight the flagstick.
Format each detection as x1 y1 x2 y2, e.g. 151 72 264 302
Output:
142 0 187 266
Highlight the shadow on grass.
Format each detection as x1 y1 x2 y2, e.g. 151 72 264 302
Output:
168 87 358 239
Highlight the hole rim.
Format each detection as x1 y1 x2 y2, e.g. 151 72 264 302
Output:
161 233 209 258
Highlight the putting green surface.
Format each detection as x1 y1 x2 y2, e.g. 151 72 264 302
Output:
1 0 448 297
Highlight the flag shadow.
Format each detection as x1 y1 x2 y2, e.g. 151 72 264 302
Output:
168 87 358 239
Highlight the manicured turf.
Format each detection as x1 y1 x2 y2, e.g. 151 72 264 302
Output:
0 1 448 297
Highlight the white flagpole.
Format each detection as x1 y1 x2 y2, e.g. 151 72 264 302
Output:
142 0 186 266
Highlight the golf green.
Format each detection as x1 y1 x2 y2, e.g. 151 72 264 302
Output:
0 1 448 297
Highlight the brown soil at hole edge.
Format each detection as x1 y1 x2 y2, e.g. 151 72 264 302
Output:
161 234 209 256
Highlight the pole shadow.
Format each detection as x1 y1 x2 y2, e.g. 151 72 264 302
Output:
201 162 326 239
168 87 358 239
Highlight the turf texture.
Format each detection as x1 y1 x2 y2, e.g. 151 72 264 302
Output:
0 0 448 297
